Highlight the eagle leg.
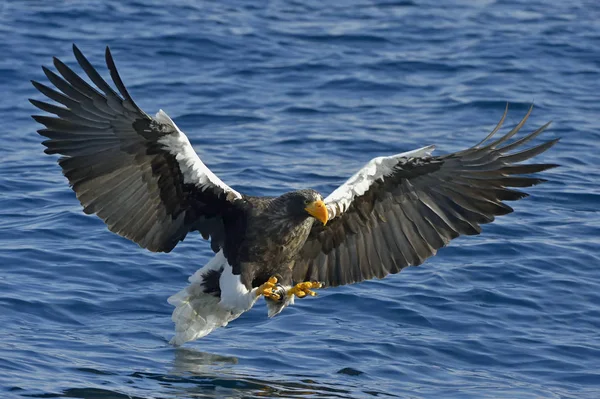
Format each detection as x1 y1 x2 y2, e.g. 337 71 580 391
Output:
256 276 282 301
287 281 323 298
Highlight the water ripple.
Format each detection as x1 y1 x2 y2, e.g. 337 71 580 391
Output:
2 0 600 398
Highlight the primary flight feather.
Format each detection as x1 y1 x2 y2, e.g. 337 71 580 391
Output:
31 45 558 345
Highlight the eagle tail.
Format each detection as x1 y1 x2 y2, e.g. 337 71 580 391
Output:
167 286 237 346
167 254 243 346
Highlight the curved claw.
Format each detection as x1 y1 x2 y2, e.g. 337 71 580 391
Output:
269 292 281 301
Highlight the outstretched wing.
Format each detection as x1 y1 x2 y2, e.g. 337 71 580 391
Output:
293 105 559 287
31 45 243 253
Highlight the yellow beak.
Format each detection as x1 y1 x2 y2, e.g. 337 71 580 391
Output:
305 200 329 226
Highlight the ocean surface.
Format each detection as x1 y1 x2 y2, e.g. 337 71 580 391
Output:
1 1 599 398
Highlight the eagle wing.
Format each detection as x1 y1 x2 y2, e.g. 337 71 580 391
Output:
31 45 243 253
293 105 559 287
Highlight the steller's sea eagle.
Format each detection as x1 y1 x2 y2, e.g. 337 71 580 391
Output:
31 45 559 345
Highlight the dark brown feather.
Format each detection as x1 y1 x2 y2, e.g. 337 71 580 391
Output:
31 45 245 255
294 108 558 287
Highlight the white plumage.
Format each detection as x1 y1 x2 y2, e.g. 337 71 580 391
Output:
168 250 258 346
156 110 242 199
324 145 435 219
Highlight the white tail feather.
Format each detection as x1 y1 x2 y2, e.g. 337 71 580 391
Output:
167 251 256 346
168 281 244 346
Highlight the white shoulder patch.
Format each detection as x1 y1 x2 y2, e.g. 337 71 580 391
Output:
155 109 179 129
324 145 435 219
155 109 242 200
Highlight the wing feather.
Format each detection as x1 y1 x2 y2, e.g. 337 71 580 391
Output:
31 45 244 253
294 106 558 287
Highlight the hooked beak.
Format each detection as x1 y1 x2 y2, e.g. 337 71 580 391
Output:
305 200 329 226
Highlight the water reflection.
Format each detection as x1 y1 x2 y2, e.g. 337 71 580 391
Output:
169 347 355 398
172 346 239 373
48 348 359 399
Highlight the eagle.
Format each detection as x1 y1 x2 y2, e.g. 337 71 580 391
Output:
31 45 558 346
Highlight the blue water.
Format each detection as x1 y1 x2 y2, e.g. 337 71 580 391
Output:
1 1 599 398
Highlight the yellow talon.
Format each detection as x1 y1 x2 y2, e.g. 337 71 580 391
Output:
256 276 279 298
287 281 322 298
258 278 322 300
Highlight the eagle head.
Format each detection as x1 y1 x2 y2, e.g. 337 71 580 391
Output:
276 189 329 226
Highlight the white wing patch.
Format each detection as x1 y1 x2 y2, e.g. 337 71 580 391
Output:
156 110 242 200
168 250 258 346
325 145 435 220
